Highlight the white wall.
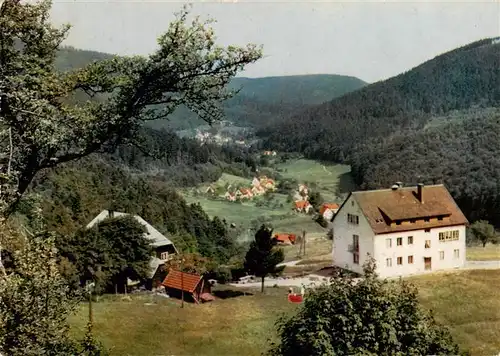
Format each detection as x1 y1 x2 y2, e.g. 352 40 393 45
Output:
332 195 375 275
374 225 467 278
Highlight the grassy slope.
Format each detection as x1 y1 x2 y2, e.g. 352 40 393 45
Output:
181 159 353 236
276 159 356 202
466 244 500 261
70 270 500 356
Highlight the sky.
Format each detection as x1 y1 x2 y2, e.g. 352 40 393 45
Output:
50 0 500 83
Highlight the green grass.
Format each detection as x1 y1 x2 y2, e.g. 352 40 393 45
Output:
182 195 290 227
466 244 500 261
71 270 500 356
411 270 500 355
275 159 356 202
282 237 331 262
70 288 296 356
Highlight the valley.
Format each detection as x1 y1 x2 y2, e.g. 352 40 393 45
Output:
2 3 500 355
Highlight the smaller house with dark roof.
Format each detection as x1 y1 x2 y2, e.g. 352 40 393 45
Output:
162 270 214 304
332 183 468 278
86 210 178 287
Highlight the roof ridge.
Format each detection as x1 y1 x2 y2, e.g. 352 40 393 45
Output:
352 184 445 194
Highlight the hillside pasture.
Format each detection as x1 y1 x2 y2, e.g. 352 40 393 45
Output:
70 270 500 356
275 159 355 202
466 244 500 261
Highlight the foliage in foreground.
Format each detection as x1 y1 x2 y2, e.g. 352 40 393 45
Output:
0 234 106 355
269 259 463 356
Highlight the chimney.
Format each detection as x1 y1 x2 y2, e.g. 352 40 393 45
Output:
417 183 424 203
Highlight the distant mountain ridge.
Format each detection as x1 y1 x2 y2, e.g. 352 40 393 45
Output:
55 46 367 130
259 37 500 160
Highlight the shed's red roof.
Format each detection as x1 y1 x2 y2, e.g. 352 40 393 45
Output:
162 270 202 293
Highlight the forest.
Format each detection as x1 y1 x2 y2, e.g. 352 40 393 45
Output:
56 47 366 131
259 38 500 226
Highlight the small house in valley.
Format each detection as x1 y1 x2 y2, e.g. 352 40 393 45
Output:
319 203 340 221
162 270 215 304
294 200 312 214
225 191 236 201
86 210 178 287
238 188 254 199
331 183 468 278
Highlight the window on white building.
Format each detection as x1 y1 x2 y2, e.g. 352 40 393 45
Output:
347 213 359 225
353 253 359 264
425 240 431 248
408 255 414 264
439 251 445 260
160 252 169 260
397 237 402 246
454 249 460 259
386 258 392 267
397 257 403 265
439 230 460 242
408 236 413 244
386 238 392 248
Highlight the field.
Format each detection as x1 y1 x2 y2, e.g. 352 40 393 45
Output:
179 161 349 236
466 244 500 261
70 270 500 356
275 159 356 202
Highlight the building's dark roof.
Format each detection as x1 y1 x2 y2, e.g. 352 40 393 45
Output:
351 184 469 234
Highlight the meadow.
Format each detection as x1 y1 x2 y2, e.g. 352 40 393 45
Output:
466 244 500 261
70 269 500 356
275 158 356 202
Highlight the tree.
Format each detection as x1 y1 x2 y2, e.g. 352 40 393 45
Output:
57 216 152 293
164 252 214 275
308 191 323 210
0 233 80 355
0 0 262 216
268 258 462 356
244 225 284 293
469 220 498 247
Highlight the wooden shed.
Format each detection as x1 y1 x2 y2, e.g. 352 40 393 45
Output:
162 270 215 304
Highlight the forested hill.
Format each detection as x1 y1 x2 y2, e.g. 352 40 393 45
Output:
55 46 367 130
259 37 500 227
259 38 500 161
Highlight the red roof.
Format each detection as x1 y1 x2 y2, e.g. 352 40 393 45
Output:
319 203 340 215
162 270 202 293
295 201 311 209
274 233 296 243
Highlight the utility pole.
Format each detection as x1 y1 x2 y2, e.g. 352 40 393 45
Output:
181 258 185 308
302 230 306 257
86 281 95 326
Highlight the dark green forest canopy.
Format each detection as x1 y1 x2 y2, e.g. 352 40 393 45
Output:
259 38 500 226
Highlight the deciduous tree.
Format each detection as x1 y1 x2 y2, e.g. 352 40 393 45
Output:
58 215 152 292
0 0 262 216
244 225 284 292
268 258 463 356
469 220 498 247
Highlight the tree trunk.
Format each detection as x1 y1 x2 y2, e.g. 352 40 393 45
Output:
261 276 265 293
483 241 487 247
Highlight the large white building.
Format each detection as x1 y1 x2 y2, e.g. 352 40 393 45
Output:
331 183 468 278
